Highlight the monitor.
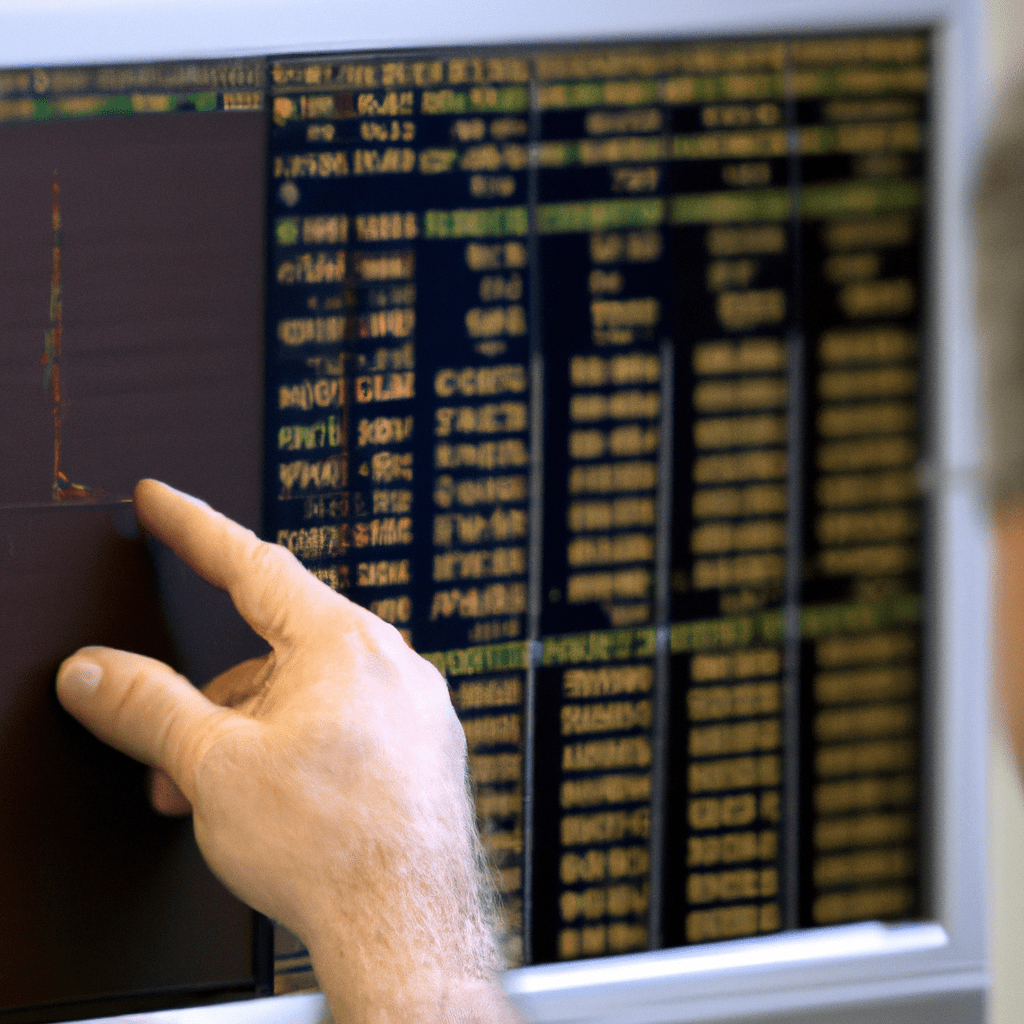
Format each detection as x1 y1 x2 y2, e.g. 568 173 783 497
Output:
0 1 989 1022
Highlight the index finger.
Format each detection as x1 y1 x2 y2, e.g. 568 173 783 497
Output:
133 479 331 646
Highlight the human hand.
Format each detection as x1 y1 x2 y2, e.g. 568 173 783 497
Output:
56 480 516 1024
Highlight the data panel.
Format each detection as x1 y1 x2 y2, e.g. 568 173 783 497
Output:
262 33 928 971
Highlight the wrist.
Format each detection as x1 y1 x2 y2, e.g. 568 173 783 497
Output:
304 923 518 1024
307 948 517 1024
296 837 510 1024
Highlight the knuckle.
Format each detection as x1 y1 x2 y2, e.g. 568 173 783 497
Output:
241 539 304 633
240 535 288 589
109 664 153 731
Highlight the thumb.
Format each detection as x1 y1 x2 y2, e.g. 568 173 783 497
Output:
56 646 235 805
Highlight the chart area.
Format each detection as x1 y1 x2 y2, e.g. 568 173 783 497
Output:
0 62 271 1019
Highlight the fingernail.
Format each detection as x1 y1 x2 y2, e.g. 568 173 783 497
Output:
57 659 103 702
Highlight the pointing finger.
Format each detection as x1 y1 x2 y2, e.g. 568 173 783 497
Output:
56 646 239 804
132 479 330 647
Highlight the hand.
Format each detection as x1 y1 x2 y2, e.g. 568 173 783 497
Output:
56 480 517 1024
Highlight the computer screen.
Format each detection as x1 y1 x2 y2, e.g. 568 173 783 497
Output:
262 34 930 967
0 2 988 1022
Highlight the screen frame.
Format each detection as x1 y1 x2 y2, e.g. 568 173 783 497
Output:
0 0 989 1021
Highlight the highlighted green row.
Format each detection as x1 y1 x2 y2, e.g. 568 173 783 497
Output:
671 179 922 223
538 73 784 109
422 594 920 676
421 180 920 238
0 92 219 121
423 641 529 677
424 205 529 238
537 197 665 232
422 198 666 238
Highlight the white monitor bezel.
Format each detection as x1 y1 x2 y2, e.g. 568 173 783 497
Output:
0 1 989 1020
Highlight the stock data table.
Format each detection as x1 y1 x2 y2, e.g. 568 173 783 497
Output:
263 35 927 967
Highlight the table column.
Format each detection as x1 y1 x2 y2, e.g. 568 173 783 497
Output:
660 38 792 946
531 44 673 962
791 31 928 927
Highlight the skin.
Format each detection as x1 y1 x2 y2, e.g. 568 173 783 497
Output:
56 479 521 1024
994 504 1024 776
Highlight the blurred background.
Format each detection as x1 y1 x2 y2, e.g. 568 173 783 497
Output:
985 3 1024 1022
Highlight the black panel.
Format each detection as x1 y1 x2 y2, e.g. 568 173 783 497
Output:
0 76 270 1020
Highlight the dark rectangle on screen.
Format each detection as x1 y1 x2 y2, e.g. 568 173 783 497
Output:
0 80 271 1019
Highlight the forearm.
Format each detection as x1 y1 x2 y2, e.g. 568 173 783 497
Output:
309 947 518 1024
284 768 517 1024
301 836 518 1024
